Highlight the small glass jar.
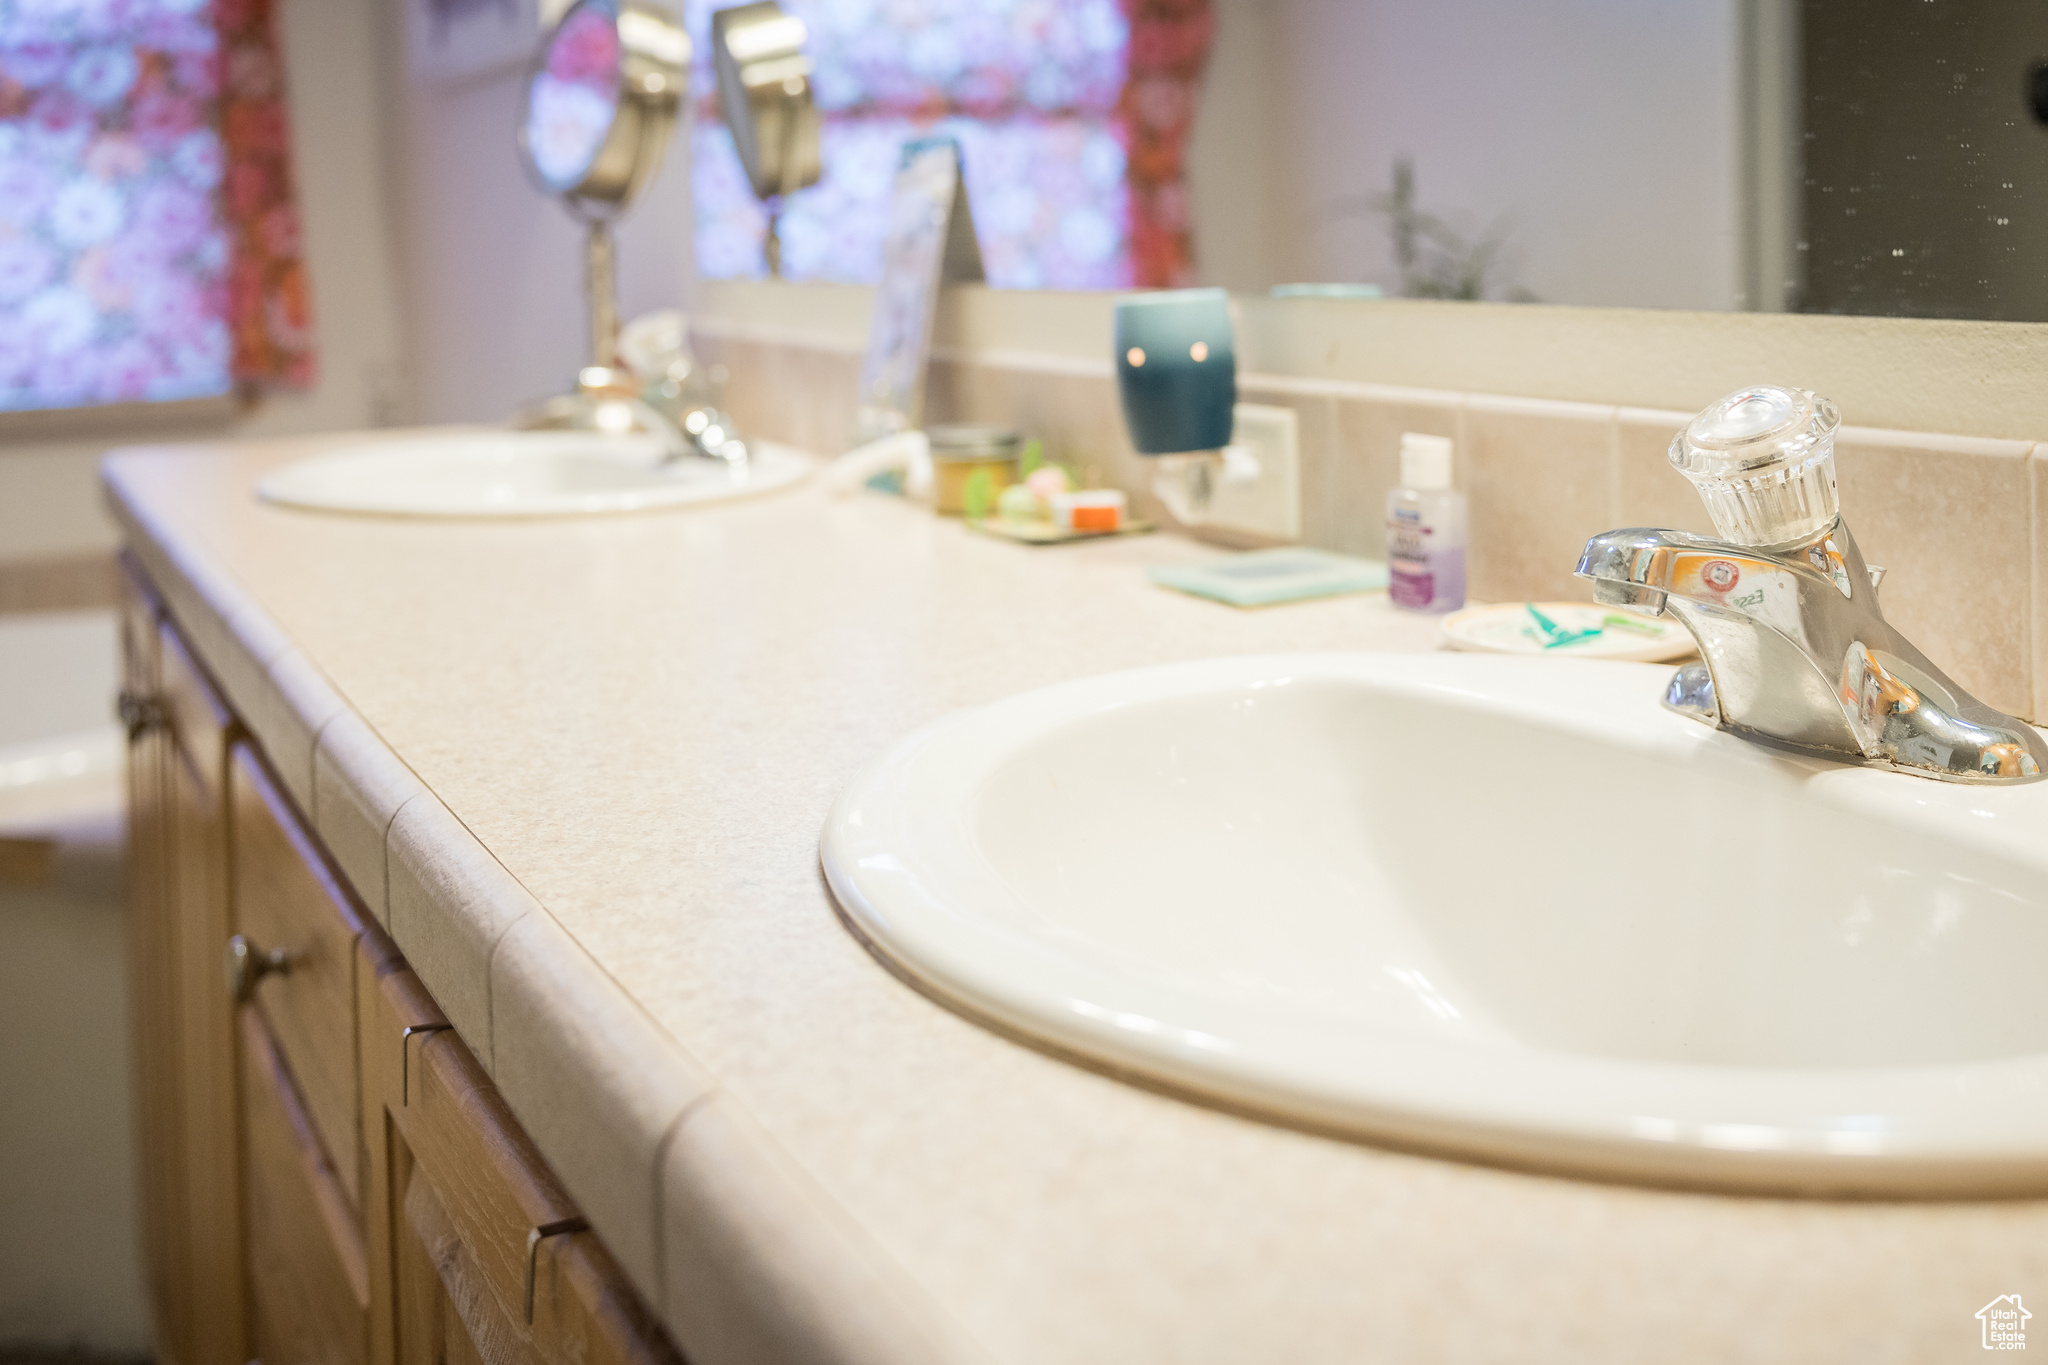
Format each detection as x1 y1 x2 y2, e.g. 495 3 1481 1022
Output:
928 424 1023 516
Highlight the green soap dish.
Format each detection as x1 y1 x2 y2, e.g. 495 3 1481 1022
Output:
1148 548 1389 608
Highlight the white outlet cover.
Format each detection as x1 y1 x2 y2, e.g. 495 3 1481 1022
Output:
1205 402 1301 541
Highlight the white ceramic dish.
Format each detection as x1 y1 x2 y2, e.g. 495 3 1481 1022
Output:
1442 600 1695 662
823 652 2048 1194
256 431 812 518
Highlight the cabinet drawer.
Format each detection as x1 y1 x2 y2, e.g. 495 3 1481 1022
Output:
404 1025 581 1338
364 957 679 1365
233 743 367 1210
241 1007 368 1365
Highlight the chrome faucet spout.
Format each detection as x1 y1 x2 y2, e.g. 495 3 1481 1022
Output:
1578 381 2043 783
1575 514 2043 782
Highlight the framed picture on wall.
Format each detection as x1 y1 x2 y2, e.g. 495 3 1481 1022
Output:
406 0 573 85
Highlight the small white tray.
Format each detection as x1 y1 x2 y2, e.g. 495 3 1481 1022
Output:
1441 601 1696 662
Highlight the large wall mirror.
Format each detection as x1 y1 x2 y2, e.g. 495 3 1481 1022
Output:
1192 0 2048 320
686 0 2048 323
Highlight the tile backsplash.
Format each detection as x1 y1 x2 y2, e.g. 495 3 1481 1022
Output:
697 327 2041 724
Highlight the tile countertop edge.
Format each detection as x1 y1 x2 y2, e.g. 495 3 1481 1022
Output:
97 450 992 1365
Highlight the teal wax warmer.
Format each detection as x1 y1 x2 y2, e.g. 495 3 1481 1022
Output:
1114 289 1236 455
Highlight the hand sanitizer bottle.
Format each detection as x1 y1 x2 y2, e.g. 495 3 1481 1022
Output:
1386 433 1466 613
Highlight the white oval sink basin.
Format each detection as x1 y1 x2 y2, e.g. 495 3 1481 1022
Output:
257 431 811 517
823 652 2048 1194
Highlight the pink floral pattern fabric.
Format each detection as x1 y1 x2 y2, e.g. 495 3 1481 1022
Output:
688 0 1216 291
217 0 313 391
1119 0 1212 288
692 112 1132 290
0 0 312 413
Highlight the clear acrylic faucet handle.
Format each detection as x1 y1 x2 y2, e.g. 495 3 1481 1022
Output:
1669 385 1841 547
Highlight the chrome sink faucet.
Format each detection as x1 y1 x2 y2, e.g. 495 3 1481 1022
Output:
1576 385 2044 783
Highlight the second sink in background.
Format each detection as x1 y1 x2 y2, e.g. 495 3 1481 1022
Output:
257 430 813 518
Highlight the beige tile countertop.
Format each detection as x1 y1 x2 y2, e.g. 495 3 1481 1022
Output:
106 433 2041 1365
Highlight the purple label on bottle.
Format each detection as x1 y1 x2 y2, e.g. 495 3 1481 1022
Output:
1389 549 1465 612
1389 562 1433 608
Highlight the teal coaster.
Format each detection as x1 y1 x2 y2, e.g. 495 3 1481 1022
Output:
1269 282 1386 300
1148 548 1389 608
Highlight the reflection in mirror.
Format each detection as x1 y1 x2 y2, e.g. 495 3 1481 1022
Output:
685 0 1176 289
515 0 691 447
523 5 623 194
710 1 822 276
686 0 2048 321
1193 0 2048 319
1189 1 1769 309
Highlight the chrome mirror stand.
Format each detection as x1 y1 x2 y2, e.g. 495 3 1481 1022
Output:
712 1 822 277
513 0 696 456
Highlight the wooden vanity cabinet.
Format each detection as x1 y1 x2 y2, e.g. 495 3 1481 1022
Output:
240 1003 369 1365
232 745 370 1212
122 563 678 1365
360 946 680 1365
122 561 247 1365
231 742 372 1365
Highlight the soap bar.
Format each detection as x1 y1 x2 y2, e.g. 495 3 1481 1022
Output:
1050 488 1126 533
1148 548 1389 608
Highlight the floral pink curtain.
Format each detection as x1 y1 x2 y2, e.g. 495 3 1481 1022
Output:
216 0 314 391
0 0 312 413
687 0 1215 291
1118 0 1213 288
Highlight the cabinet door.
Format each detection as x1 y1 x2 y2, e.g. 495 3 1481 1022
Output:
232 744 368 1210
163 627 246 1365
360 947 680 1365
392 1142 535 1365
126 573 247 1365
242 1006 370 1365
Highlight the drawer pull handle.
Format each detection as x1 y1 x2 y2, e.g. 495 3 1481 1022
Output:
525 1217 590 1324
225 934 291 1004
117 689 165 741
400 1024 452 1106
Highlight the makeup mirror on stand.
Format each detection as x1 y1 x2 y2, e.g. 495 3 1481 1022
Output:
712 1 822 277
516 0 690 445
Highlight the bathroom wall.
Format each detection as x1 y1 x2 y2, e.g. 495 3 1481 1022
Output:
694 279 2048 727
1186 0 1744 309
697 279 2048 438
0 0 411 592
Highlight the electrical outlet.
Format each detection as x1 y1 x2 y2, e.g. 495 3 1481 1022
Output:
1150 403 1302 541
1211 403 1302 540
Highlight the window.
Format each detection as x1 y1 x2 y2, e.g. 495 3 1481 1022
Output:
685 0 1213 290
0 0 312 415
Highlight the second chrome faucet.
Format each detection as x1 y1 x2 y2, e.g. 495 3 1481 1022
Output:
1577 385 2044 783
